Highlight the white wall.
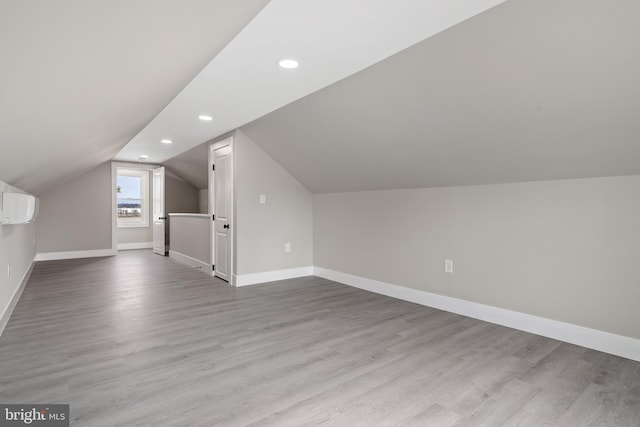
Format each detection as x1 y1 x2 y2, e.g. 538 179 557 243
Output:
234 130 313 282
314 176 640 340
0 181 37 334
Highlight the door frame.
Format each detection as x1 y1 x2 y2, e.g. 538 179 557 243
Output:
152 166 167 255
209 136 234 284
110 161 160 254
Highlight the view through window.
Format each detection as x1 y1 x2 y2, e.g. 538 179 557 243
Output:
117 169 149 227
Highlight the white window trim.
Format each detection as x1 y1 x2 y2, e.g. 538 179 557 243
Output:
117 168 150 228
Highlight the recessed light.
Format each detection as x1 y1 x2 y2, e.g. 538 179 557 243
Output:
161 139 172 144
138 154 149 161
198 115 213 121
277 59 299 69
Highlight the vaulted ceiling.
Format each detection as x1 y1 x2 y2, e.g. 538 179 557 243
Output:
0 0 269 194
0 0 508 194
243 0 640 193
2 0 639 195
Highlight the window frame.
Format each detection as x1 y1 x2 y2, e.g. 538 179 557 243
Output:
116 168 150 228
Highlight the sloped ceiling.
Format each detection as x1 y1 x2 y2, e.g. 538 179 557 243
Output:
163 142 208 190
115 0 508 164
4 0 639 196
0 0 269 194
242 0 640 193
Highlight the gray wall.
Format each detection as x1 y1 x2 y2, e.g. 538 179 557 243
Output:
198 189 208 214
0 181 36 329
165 174 199 246
114 165 199 247
166 175 199 214
169 215 210 263
234 130 313 275
118 226 152 245
37 161 199 253
314 176 640 340
37 162 112 253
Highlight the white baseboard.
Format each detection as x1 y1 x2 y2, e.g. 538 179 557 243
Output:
35 249 116 261
0 258 35 337
169 250 210 273
313 267 640 363
235 266 314 287
118 242 153 251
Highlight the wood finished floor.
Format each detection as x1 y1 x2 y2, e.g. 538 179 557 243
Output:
0 251 639 426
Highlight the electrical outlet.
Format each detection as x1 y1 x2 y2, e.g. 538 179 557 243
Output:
444 259 453 273
259 194 267 205
284 243 291 253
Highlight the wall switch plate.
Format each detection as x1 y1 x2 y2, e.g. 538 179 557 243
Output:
7 261 10 278
259 194 267 205
444 259 453 273
284 243 291 253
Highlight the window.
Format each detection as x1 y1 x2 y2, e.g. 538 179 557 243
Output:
117 169 149 227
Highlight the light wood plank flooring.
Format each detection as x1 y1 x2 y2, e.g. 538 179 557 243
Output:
1 251 639 426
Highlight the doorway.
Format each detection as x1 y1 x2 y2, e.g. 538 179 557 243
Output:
209 137 234 283
111 162 162 253
152 166 167 255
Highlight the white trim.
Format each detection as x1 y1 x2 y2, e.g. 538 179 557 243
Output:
111 161 162 255
313 267 640 362
118 242 153 251
236 266 314 287
211 136 234 283
116 168 150 228
0 259 35 337
208 141 215 276
111 162 117 254
169 250 210 272
35 249 116 261
168 213 209 218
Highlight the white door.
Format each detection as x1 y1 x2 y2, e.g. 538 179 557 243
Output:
208 146 215 275
152 166 166 255
213 144 232 281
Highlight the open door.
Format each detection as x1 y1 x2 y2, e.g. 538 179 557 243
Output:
213 141 232 281
152 166 167 255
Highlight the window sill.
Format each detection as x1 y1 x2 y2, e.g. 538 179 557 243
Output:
117 223 150 229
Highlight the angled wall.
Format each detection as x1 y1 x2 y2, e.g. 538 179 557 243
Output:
233 130 313 285
36 162 113 258
314 176 640 357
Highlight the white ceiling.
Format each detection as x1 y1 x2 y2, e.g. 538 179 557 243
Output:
0 0 269 194
114 0 508 164
243 0 640 193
